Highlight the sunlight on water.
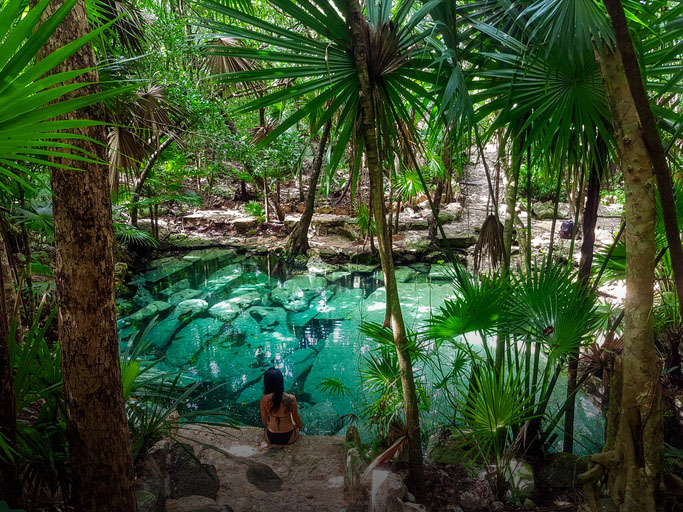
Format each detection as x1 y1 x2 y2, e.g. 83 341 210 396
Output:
117 248 603 451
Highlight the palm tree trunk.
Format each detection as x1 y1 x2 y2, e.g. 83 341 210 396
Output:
603 0 683 318
346 0 426 500
285 120 332 257
583 46 662 512
39 1 137 510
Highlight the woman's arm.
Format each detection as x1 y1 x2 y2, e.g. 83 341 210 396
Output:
259 395 269 427
290 396 303 429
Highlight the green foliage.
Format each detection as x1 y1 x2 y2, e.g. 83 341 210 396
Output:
245 200 265 218
519 165 565 202
427 259 603 459
0 0 126 191
393 169 425 203
113 222 159 248
355 203 376 240
316 378 350 398
359 322 431 438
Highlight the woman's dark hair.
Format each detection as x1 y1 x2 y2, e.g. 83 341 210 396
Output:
263 367 284 413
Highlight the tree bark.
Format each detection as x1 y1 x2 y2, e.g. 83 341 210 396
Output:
39 1 137 510
603 0 683 318
0 229 19 506
345 0 426 500
285 120 332 257
584 46 663 512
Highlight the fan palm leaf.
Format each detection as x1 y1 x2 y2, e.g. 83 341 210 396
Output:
196 0 442 175
0 0 126 191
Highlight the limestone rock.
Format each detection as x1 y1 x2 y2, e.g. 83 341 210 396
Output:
369 469 406 512
270 275 327 312
532 201 571 219
426 429 466 465
444 202 463 220
160 279 191 297
147 317 182 349
504 459 534 498
245 461 282 492
169 288 202 305
306 255 337 274
173 299 209 319
536 452 588 489
169 444 219 500
232 217 258 233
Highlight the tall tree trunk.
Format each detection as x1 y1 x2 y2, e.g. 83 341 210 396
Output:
564 136 606 453
0 229 19 506
502 134 523 271
603 0 683 317
285 120 332 257
346 0 426 500
40 1 137 510
582 47 662 512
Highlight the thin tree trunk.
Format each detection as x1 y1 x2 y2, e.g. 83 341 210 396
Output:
39 1 137 510
346 0 426 500
130 136 174 226
502 134 523 270
0 228 19 506
582 46 663 512
285 120 332 257
603 0 683 317
564 136 605 453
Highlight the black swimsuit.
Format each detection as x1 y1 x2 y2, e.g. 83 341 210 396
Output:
265 428 294 445
266 412 294 445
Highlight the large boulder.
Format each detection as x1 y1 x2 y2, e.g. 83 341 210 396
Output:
169 443 219 500
369 469 407 512
426 429 467 465
535 452 588 489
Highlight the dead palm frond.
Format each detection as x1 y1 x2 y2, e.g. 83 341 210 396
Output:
473 214 504 271
108 85 180 196
204 37 264 96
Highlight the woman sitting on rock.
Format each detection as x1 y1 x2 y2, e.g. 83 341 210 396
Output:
260 367 303 445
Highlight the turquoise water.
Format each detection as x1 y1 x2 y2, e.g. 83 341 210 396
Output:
117 248 603 452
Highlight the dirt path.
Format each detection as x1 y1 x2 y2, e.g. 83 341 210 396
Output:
166 426 351 512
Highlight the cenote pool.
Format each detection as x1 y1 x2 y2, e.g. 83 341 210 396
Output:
117 248 603 452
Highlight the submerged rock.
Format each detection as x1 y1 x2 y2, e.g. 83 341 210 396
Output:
173 299 209 319
124 301 172 323
146 317 182 350
167 318 224 367
169 288 202 305
270 275 327 312
160 279 191 298
315 288 365 321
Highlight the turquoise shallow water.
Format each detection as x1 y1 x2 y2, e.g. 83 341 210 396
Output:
117 248 603 452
